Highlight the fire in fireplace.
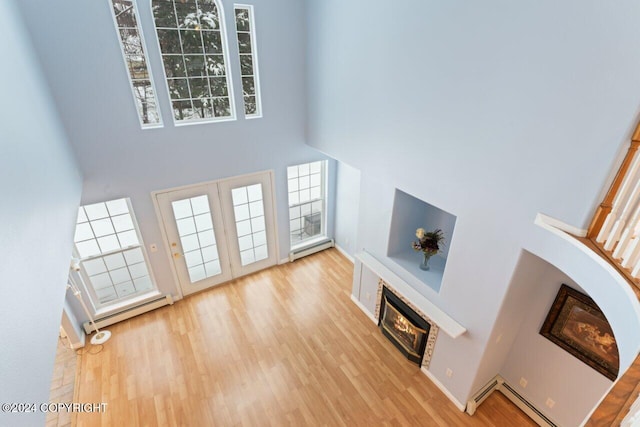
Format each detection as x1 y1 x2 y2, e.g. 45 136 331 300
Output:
379 286 430 366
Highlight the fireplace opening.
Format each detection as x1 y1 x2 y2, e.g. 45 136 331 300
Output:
379 286 430 366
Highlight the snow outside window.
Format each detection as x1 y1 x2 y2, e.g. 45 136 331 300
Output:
234 5 261 118
152 0 235 124
109 0 162 128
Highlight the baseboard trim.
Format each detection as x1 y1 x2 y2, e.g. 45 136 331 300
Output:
335 244 355 263
467 375 557 427
421 367 466 411
500 381 557 427
349 291 465 412
350 294 377 324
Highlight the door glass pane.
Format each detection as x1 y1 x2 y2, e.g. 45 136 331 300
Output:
198 230 216 247
191 195 209 215
204 260 221 276
171 194 222 283
231 184 268 266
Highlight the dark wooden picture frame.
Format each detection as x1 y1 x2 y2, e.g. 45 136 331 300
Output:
540 284 619 381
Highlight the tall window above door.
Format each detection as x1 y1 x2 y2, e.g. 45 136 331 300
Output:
234 5 261 118
109 0 162 128
152 0 235 124
287 161 327 248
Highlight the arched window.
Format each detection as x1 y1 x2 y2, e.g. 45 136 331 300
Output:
152 0 235 124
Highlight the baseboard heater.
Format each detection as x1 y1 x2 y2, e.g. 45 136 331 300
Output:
466 375 557 427
289 238 334 262
83 294 174 334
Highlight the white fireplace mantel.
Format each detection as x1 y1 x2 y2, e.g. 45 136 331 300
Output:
354 251 466 338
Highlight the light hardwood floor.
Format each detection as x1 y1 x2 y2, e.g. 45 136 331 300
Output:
46 338 77 427
75 249 535 426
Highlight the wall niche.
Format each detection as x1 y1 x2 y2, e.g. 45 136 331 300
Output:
387 189 456 293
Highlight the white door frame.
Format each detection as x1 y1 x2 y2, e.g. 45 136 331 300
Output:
155 183 233 297
151 170 280 300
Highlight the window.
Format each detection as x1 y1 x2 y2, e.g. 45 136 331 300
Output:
234 5 261 118
152 0 235 124
73 198 157 307
109 0 162 128
287 161 327 248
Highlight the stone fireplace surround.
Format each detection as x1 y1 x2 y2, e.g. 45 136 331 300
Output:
375 278 439 369
352 251 466 339
351 251 468 410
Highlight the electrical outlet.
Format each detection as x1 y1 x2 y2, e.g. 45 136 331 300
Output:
366 292 371 301
546 398 555 408
496 333 503 343
519 377 527 388
446 368 453 378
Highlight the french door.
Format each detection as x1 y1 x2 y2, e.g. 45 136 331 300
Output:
155 171 278 297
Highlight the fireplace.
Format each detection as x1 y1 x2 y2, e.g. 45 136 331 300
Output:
379 286 430 366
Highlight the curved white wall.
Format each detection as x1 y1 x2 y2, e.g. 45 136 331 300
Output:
474 217 640 426
530 217 640 372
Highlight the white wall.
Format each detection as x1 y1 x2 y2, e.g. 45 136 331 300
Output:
308 0 640 416
0 1 82 425
474 250 613 427
499 262 613 427
334 161 361 258
14 0 332 322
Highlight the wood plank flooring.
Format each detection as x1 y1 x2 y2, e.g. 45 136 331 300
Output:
75 249 535 426
46 338 77 427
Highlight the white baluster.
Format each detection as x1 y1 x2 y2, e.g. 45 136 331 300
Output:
621 392 640 427
613 199 640 258
604 178 640 251
597 151 640 244
597 213 618 243
631 257 640 279
621 236 640 268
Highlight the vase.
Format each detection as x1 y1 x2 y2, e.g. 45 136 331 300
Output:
420 253 432 271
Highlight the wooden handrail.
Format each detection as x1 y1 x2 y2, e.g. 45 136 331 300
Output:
585 120 640 425
587 122 640 239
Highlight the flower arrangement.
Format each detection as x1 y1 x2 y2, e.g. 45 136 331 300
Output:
412 228 444 270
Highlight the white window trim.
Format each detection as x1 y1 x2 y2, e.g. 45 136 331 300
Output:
73 198 159 311
287 161 328 250
150 0 237 126
234 4 262 119
108 0 164 129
